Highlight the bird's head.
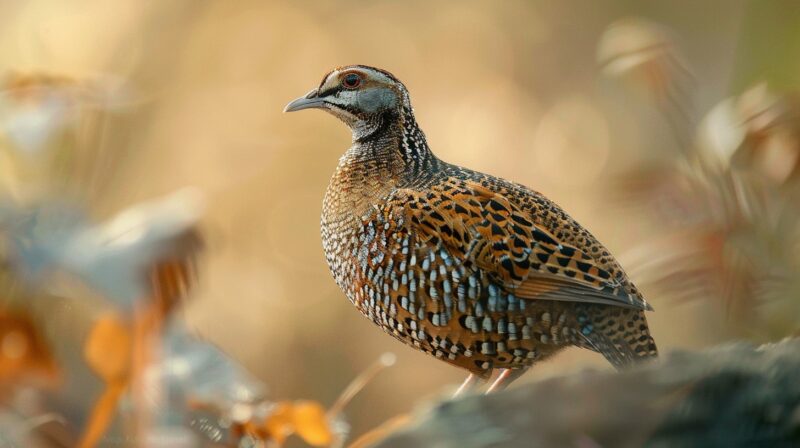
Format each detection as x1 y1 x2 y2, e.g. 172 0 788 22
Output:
284 65 410 136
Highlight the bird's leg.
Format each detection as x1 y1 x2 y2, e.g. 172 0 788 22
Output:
485 368 526 394
453 373 484 397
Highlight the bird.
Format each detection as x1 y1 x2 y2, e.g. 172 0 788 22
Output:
284 65 658 393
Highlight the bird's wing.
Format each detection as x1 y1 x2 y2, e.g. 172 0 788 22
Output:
393 179 651 311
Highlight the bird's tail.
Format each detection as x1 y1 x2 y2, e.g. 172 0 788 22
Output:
576 306 658 369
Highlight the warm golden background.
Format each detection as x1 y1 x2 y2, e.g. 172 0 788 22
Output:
2 1 799 446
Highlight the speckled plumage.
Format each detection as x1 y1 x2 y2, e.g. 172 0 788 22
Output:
291 65 657 381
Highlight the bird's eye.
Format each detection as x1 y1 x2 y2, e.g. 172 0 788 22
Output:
342 73 362 89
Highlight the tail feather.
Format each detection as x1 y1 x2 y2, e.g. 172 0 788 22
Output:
576 306 658 369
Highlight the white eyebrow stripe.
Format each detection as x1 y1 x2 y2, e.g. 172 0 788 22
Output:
364 70 393 84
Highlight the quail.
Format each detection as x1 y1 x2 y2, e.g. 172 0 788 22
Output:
285 66 658 393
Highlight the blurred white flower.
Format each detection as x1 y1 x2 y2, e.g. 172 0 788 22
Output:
598 18 694 146
698 83 800 184
697 98 746 167
0 72 143 203
143 320 267 445
156 320 266 407
597 18 675 78
0 92 72 155
1 188 205 308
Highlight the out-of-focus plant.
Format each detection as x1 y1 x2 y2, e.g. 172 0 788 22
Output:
80 314 133 447
0 309 58 400
598 18 695 148
0 71 198 447
0 70 400 448
183 349 396 447
0 72 134 205
600 20 800 340
706 83 800 186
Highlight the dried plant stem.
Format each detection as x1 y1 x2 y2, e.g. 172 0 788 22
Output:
77 380 127 448
347 414 412 448
328 353 396 418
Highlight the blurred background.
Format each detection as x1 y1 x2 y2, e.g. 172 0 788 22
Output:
1 0 799 446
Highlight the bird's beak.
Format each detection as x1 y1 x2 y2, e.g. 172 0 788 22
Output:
283 88 326 113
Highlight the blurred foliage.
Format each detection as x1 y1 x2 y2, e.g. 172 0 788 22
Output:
0 72 392 447
600 18 800 341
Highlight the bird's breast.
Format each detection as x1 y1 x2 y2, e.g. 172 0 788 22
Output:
321 158 399 300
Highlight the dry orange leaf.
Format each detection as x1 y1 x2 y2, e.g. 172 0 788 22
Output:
262 400 333 447
83 314 132 382
263 401 294 445
292 400 333 446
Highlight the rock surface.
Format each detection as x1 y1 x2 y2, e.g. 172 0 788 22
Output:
374 339 800 448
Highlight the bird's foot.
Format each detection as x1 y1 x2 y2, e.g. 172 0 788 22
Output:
485 368 526 394
453 373 484 397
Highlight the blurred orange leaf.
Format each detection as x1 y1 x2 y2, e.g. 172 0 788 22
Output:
263 400 333 447
292 400 334 446
84 313 131 383
0 309 58 393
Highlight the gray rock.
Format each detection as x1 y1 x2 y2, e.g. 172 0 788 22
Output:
374 339 800 448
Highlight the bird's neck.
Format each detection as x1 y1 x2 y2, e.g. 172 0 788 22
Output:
325 107 438 221
348 106 438 177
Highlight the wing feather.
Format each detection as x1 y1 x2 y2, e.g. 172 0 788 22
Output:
394 179 651 311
